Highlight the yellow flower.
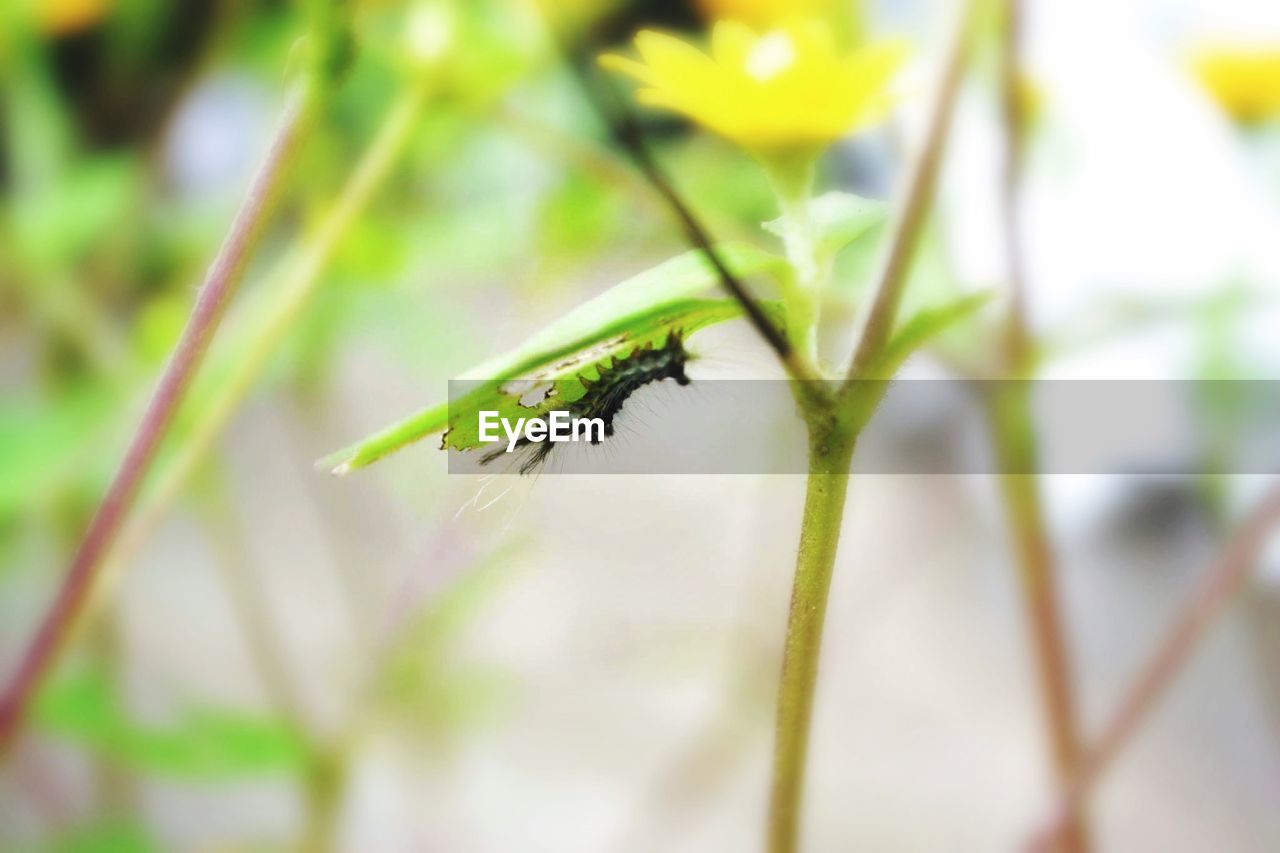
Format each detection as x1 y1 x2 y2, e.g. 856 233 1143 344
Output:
600 20 906 154
36 0 112 36
695 0 834 28
1191 45 1280 124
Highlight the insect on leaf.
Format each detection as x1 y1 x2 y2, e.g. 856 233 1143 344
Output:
321 243 786 473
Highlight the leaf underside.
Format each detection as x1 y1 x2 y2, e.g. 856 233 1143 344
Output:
321 243 786 473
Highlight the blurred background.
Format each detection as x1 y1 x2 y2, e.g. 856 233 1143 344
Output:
2 0 1280 849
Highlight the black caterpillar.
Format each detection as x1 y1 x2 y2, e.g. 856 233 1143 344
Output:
482 331 691 474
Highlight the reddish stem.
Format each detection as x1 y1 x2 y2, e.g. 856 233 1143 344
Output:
996 1 1089 849
1029 484 1280 851
0 86 319 754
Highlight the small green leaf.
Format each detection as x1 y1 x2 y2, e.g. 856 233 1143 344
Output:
321 243 785 472
864 291 994 380
14 155 140 267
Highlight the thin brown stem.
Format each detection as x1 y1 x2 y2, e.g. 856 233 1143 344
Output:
994 2 1089 850
611 122 811 381
0 81 327 756
1029 484 1280 852
843 0 977 385
83 83 433 639
546 29 817 385
999 0 1032 371
200 472 313 737
990 398 1089 853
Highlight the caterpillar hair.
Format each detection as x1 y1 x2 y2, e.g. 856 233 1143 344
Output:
481 331 691 474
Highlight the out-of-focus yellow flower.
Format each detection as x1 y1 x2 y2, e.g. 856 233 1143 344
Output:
1191 45 1280 124
695 0 834 28
525 0 617 32
36 0 112 36
600 20 906 154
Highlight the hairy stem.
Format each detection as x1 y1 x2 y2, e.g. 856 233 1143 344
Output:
766 5 977 846
0 81 328 755
768 419 858 853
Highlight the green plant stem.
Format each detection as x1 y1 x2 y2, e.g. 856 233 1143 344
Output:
0 79 329 757
301 745 351 853
768 417 858 853
98 84 429 850
766 156 821 365
765 5 976 848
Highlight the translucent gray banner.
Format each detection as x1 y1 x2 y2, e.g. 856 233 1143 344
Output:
446 380 1280 475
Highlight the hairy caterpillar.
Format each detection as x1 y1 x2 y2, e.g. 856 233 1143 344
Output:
481 331 691 474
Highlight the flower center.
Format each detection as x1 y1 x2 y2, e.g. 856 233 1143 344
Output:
746 32 796 81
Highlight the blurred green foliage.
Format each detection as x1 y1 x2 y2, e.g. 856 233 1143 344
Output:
33 665 310 780
0 0 972 846
45 820 157 853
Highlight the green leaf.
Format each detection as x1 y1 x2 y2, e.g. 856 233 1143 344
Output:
321 243 785 473
763 191 886 262
46 820 157 853
13 155 140 267
0 386 119 526
33 668 311 781
864 291 994 380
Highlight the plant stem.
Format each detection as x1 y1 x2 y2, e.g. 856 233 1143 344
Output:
552 33 819 386
0 80 328 756
990 389 1088 853
200 470 314 735
84 83 433 623
998 0 1033 370
1030 484 1280 852
994 2 1089 850
766 5 977 847
843 0 976 385
768 156 822 366
301 746 350 853
768 418 858 853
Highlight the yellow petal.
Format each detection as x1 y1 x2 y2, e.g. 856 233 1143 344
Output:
598 21 910 152
709 20 757 70
598 53 659 87
634 29 718 84
784 19 838 66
